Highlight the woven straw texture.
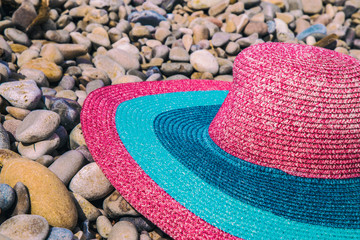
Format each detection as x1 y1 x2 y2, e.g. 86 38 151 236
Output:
209 43 360 179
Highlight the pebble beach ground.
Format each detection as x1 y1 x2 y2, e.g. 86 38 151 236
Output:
0 0 358 239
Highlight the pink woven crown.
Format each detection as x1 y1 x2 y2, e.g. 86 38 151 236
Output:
209 43 360 179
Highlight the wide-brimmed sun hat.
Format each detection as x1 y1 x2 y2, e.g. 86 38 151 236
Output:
81 42 360 240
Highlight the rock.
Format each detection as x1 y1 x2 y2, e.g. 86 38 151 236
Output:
166 74 190 80
188 0 224 9
103 190 139 218
6 107 30 120
15 110 60 144
36 155 54 167
10 182 30 216
106 49 140 71
214 75 233 81
120 217 155 232
0 80 41 110
59 75 75 90
146 73 162 81
209 0 229 16
69 162 114 201
211 32 230 47
108 221 138 240
225 42 240 55
4 28 31 46
55 44 88 60
0 63 9 82
21 58 63 82
48 150 86 185
45 30 70 43
160 63 193 76
93 55 125 83
75 146 94 162
69 124 86 150
70 33 92 51
244 21 268 37
45 97 82 131
0 158 78 229
190 50 219 75
17 133 60 160
296 24 327 40
96 216 113 238
232 14 249 34
155 28 171 43
70 192 101 221
12 0 37 30
0 124 10 150
86 80 104 94
55 90 77 101
17 49 39 68
87 27 111 48
0 215 49 240
128 10 167 27
40 44 64 65
47 227 74 240
152 45 170 59
18 68 49 87
302 0 323 14
82 68 110 85
3 120 21 142
112 75 143 84
261 2 280 21
113 43 140 57
0 184 15 211
130 26 151 39
193 25 210 44
84 9 109 24
169 47 190 62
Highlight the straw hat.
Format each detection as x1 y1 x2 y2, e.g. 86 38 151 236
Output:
81 42 360 239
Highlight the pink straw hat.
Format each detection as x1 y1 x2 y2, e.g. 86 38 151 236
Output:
81 42 360 239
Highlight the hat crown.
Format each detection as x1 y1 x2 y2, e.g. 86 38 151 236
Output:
209 43 360 179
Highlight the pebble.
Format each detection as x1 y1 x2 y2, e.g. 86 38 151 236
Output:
21 58 63 82
211 32 230 47
0 214 49 240
46 227 74 240
0 124 10 149
96 216 113 238
4 28 31 46
36 155 55 167
190 50 219 75
17 133 60 160
55 44 88 60
108 221 138 240
302 0 322 14
107 48 140 71
70 192 101 221
112 75 143 84
11 0 37 30
3 119 21 142
0 158 78 229
0 184 15 211
169 47 190 62
155 27 171 43
18 68 49 87
59 75 75 90
55 90 78 101
10 182 30 216
69 124 86 150
128 10 167 27
15 110 60 144
120 217 155 232
6 106 29 120
225 42 240 55
296 24 327 40
93 55 125 83
17 49 39 68
69 162 114 201
48 150 86 185
87 27 111 48
160 62 193 76
40 44 64 65
193 25 210 44
103 190 139 218
244 21 268 37
47 97 82 131
0 80 41 110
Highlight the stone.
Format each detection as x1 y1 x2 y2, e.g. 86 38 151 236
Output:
47 227 74 240
295 18 311 34
225 42 240 55
143 1 167 15
45 30 70 43
120 217 155 232
275 12 294 24
152 45 170 59
17 133 60 160
93 55 125 83
36 155 55 167
75 146 94 162
169 47 190 62
4 28 31 46
211 32 230 47
87 27 111 48
244 21 268 37
296 24 327 40
96 216 113 238
47 97 82 131
69 162 114 201
0 124 10 150
112 75 143 85
55 44 88 60
59 75 75 90
350 49 360 60
155 28 171 43
81 68 110 85
0 184 15 211
70 33 92 51
18 68 49 87
261 2 280 21
302 0 322 14
3 119 21 142
128 10 167 27
160 63 193 76
12 0 37 30
0 157 78 229
232 14 249 34
0 80 41 110
0 215 49 240
70 192 101 221
17 49 39 68
108 221 138 240
145 73 162 81
48 150 86 185
106 49 140 71
166 74 190 80
21 58 63 82
190 50 219 75
193 25 210 44
130 26 151 39
85 80 104 94
10 182 30 216
69 124 86 150
40 44 64 65
15 110 60 144
103 190 139 218
6 107 30 120
55 90 77 101
84 9 109 24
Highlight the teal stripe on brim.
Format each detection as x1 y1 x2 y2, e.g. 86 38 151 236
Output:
115 91 360 239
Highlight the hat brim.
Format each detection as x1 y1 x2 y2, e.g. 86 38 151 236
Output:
81 80 360 240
